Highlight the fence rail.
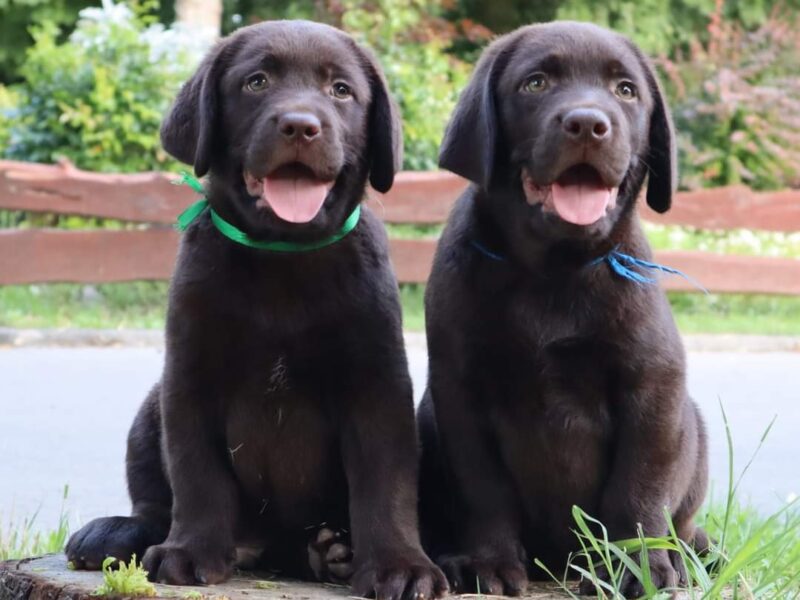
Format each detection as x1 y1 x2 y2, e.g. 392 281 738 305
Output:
1 160 799 294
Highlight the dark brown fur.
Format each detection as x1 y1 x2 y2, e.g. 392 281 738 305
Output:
65 20 446 600
418 22 708 598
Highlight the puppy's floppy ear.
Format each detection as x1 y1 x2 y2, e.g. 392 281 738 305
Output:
630 44 677 213
160 39 233 177
358 45 403 193
439 37 510 190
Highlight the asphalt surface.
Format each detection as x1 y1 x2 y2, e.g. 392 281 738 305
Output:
1 340 798 535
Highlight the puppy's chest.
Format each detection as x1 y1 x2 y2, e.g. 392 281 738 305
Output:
484 332 617 500
222 351 344 505
487 296 622 433
486 346 614 435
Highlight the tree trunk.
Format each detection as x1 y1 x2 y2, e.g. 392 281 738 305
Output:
0 554 574 600
174 0 222 38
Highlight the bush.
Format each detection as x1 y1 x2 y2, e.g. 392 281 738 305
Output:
449 0 800 58
340 0 470 170
0 0 92 84
659 6 800 190
4 0 468 173
4 1 207 173
0 84 17 150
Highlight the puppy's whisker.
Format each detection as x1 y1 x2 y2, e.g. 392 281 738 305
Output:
638 155 655 173
369 193 387 218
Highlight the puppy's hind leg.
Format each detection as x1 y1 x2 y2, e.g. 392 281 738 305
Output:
669 401 711 584
66 384 172 570
417 389 455 562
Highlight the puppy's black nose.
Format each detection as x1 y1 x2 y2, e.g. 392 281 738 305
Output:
562 108 611 142
278 112 322 143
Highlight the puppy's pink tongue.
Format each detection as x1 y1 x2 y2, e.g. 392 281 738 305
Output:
551 182 612 226
262 177 330 223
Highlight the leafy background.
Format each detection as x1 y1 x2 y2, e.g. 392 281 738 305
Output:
1 0 799 187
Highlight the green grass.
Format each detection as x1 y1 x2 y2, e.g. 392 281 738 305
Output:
385 223 444 239
671 293 800 335
645 224 800 259
0 485 70 561
0 282 167 329
539 500 800 599
400 283 426 331
1 283 799 334
538 406 800 599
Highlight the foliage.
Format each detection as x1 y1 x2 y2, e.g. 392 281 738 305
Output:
339 0 471 171
447 0 800 57
554 0 712 56
94 555 157 597
0 0 91 84
0 83 18 150
220 0 321 33
4 0 206 172
2 0 799 185
553 0 800 56
0 485 69 561
659 5 800 190
3 0 468 172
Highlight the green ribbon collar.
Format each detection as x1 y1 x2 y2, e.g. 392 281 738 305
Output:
174 171 360 252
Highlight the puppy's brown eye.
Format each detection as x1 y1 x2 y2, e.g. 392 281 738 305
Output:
615 81 637 100
245 73 269 92
522 73 548 93
331 82 352 100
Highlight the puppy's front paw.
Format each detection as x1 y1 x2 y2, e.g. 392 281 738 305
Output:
578 550 677 599
66 516 165 570
438 553 528 596
308 527 354 583
142 541 235 585
352 552 448 600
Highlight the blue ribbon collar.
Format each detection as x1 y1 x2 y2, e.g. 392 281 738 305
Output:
471 240 707 292
588 246 707 292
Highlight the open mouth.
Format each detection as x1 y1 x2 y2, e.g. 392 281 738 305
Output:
243 162 335 224
522 163 619 226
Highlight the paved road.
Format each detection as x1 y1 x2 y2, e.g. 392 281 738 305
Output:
1 340 798 535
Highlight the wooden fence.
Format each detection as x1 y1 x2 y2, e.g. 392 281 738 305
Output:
1 159 800 295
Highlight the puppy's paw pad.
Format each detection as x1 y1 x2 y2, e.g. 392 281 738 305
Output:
143 543 234 585
474 560 527 596
353 557 448 600
308 528 354 583
437 554 526 596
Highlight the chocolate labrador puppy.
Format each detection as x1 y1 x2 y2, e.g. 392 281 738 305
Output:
65 20 446 599
418 22 708 598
